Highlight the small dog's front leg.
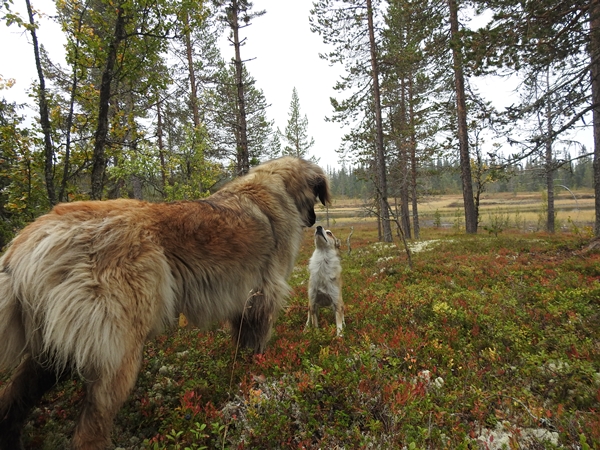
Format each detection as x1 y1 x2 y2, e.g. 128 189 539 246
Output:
306 305 319 330
334 304 345 337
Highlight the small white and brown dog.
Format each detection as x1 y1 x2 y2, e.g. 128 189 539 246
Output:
306 226 344 336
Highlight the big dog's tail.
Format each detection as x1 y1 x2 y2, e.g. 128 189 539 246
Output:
0 271 26 371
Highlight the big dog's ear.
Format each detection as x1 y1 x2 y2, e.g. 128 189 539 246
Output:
313 174 331 206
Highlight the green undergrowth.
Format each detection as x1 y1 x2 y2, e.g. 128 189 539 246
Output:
7 226 600 449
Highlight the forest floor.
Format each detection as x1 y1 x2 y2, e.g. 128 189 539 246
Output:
5 217 600 449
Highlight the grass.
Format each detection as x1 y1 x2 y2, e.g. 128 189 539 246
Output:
4 222 600 449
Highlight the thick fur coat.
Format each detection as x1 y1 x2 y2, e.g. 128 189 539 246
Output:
0 157 330 450
306 226 344 336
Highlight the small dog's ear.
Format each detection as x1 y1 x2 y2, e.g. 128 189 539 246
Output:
335 238 341 249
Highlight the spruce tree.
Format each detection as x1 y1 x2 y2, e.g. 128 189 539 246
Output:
282 87 315 159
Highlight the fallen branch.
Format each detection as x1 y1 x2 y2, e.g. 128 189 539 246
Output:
346 226 354 255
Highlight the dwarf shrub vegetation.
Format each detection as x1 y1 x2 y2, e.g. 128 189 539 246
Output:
3 225 600 449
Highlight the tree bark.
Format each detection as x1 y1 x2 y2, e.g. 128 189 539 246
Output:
58 5 87 202
184 12 201 129
60 51 77 203
90 4 127 200
545 70 555 233
448 0 477 233
132 175 142 199
156 96 168 194
399 77 411 238
26 0 56 206
408 76 420 239
366 0 392 242
590 0 600 236
230 0 250 176
545 148 555 233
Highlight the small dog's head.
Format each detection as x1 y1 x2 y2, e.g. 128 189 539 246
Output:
314 226 340 251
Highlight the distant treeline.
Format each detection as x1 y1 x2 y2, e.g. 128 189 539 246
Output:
328 153 594 199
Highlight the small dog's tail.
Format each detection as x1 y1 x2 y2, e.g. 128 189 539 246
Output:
0 270 26 371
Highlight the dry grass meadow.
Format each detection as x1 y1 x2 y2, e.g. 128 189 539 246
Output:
321 190 595 233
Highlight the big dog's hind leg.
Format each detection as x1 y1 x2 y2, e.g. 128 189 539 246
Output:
0 356 65 450
230 293 273 354
231 285 285 354
71 348 143 450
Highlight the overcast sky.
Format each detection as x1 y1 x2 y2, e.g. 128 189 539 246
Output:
0 0 347 170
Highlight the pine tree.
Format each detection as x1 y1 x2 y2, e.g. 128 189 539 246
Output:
448 0 477 233
214 0 265 176
311 0 392 241
266 129 283 160
52 0 176 200
383 0 440 239
468 0 597 233
206 64 272 169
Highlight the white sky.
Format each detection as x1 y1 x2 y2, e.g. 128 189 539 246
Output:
0 0 346 170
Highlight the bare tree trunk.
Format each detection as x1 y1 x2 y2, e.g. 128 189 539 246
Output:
366 0 392 242
377 211 382 241
399 163 411 239
26 0 56 205
182 14 207 193
91 4 126 200
58 5 88 202
184 13 201 128
408 77 420 239
60 57 77 203
231 0 250 176
590 0 600 236
546 146 555 233
448 0 477 233
545 70 555 233
131 175 143 199
156 97 168 195
399 77 411 239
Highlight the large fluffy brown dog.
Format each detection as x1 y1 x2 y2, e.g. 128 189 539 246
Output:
0 157 330 450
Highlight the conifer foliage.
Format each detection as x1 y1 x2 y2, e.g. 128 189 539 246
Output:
281 87 315 160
